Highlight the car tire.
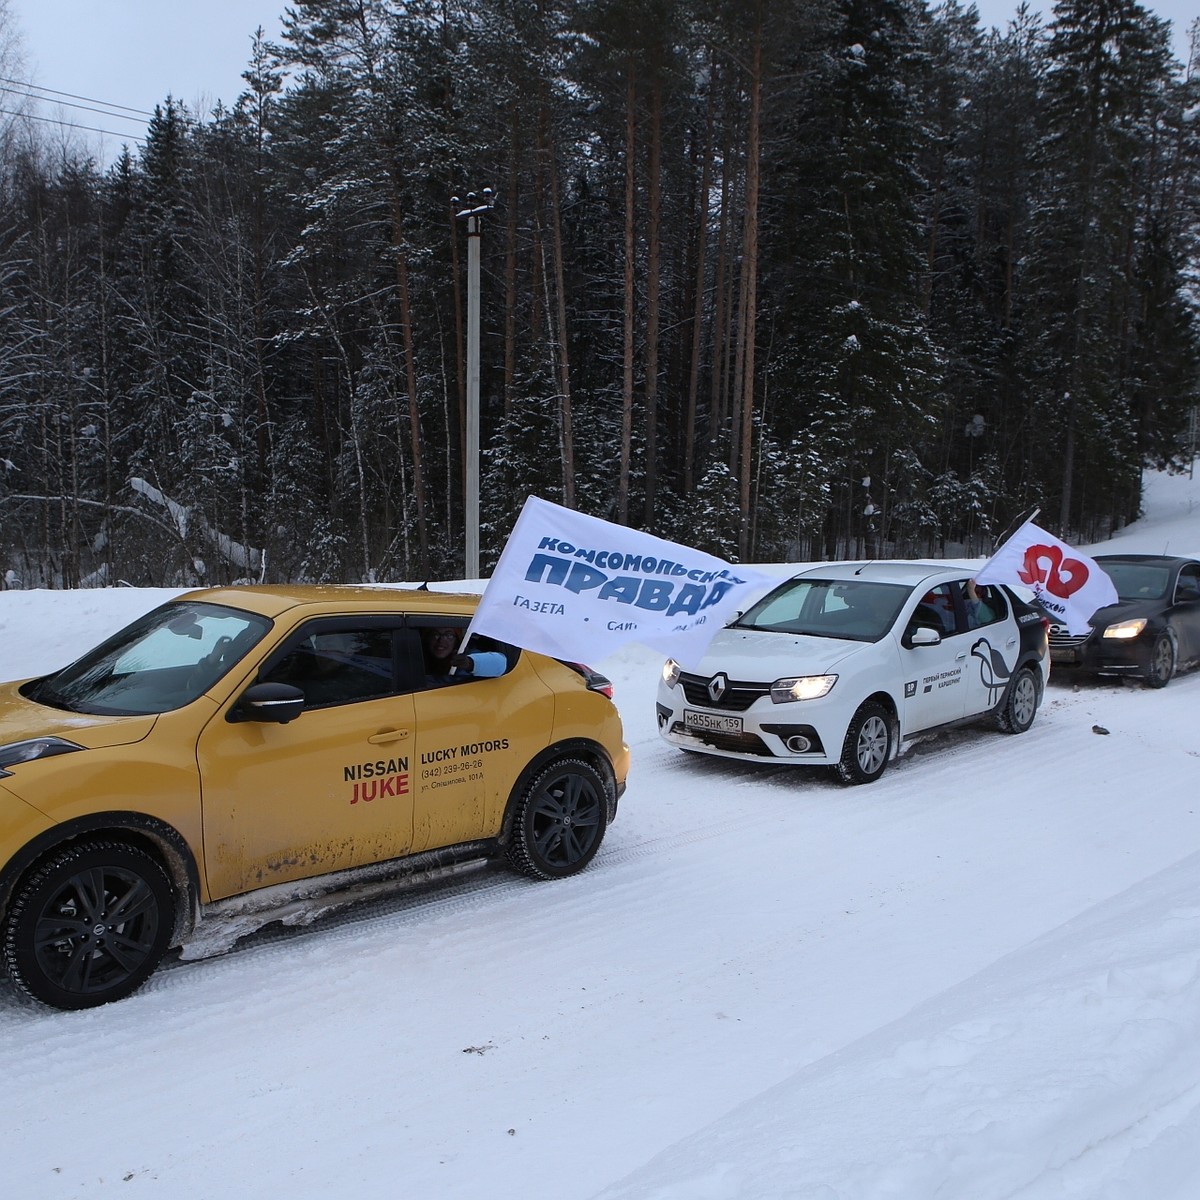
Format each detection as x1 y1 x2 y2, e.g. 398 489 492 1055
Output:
3 840 176 1010
506 758 609 880
1144 632 1175 689
997 666 1039 734
834 702 892 785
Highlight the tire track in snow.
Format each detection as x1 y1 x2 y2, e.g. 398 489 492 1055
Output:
142 797 789 996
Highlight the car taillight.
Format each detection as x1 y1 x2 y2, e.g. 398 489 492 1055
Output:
562 661 614 698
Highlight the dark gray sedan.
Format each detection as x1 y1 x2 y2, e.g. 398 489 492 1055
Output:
1045 554 1200 687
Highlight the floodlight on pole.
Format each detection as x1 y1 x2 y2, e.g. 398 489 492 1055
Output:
453 187 494 581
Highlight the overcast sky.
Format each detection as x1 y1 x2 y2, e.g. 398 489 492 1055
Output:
4 1 1197 163
5 0 285 159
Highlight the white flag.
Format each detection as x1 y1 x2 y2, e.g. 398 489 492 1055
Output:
975 519 1117 635
465 496 776 668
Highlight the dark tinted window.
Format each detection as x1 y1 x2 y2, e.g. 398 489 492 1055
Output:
1175 565 1200 602
263 627 396 709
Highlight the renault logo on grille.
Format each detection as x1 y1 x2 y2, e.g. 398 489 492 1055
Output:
707 673 728 703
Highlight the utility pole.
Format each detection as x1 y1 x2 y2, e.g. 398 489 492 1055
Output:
453 188 494 581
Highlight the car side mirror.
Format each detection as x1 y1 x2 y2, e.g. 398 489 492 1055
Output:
905 626 941 648
230 681 306 724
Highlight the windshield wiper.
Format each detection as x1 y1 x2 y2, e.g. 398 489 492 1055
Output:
23 680 81 712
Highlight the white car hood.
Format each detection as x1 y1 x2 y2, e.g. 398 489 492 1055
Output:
685 628 868 683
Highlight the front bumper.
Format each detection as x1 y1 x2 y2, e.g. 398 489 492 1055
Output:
655 686 836 766
1048 632 1153 676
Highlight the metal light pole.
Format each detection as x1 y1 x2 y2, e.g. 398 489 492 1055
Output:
454 188 494 581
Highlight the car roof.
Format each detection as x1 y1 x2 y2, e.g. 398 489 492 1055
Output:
1094 553 1197 568
788 561 969 588
173 584 480 620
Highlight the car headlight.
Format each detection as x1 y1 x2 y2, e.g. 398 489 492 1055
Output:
662 658 682 688
0 737 84 778
770 675 837 703
1101 618 1147 640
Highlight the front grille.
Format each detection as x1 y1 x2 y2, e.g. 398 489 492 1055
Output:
678 672 771 712
1047 623 1090 650
669 722 774 756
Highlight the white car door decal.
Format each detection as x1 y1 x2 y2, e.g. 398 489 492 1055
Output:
969 635 1014 706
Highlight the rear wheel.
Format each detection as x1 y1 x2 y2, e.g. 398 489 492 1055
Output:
1144 633 1175 689
3 841 175 1010
506 758 609 880
835 702 892 785
997 667 1039 734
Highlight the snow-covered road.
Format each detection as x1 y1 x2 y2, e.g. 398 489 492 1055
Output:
1 467 1198 1198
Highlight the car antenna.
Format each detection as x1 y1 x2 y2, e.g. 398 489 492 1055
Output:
853 561 873 575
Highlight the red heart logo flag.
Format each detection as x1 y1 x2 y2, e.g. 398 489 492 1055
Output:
975 520 1117 634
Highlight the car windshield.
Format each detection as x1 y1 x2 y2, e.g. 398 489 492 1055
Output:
731 578 910 642
22 601 272 716
1098 561 1171 602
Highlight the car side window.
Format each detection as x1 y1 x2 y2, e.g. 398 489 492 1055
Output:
961 581 1006 630
908 584 959 637
262 626 396 710
1176 566 1200 603
406 619 516 690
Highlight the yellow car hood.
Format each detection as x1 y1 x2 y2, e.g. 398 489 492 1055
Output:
0 679 157 750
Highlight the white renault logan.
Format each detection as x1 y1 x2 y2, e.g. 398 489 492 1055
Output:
656 562 1050 784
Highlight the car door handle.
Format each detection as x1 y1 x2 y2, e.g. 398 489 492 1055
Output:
955 651 967 660
368 729 410 744
1006 637 1017 648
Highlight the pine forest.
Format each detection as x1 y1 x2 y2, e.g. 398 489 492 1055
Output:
1 0 1198 589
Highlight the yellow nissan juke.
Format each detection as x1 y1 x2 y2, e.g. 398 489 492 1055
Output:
0 586 629 1010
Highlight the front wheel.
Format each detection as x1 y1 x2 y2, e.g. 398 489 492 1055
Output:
1144 632 1175 689
3 840 176 1010
835 702 892 785
506 758 609 880
997 666 1039 734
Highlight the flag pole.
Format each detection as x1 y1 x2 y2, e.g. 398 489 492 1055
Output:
991 505 1040 552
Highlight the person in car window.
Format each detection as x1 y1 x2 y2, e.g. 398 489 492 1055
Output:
964 579 999 628
424 627 507 683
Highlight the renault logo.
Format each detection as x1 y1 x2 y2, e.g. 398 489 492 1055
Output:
707 673 728 703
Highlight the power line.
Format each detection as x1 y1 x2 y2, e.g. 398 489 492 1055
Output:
0 84 148 127
0 106 144 142
0 75 153 118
